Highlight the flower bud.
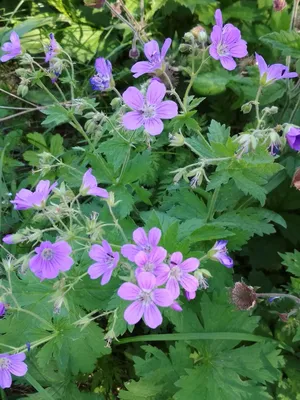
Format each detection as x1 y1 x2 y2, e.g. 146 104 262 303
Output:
169 132 185 147
20 53 33 65
273 0 287 11
262 106 278 115
191 26 207 43
230 282 257 311
129 48 140 60
183 32 194 43
3 233 24 245
110 97 122 109
179 44 192 53
241 102 253 114
17 85 28 98
291 168 300 191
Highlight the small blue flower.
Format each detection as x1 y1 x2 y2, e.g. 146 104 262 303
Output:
90 57 112 91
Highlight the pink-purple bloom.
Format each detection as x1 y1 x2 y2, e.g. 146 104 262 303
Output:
11 180 57 210
211 240 233 267
29 241 74 280
122 80 178 136
134 247 169 285
88 240 119 285
121 227 162 262
185 290 196 301
131 38 172 78
3 235 14 245
80 168 109 198
45 33 59 63
90 57 112 91
163 252 199 300
0 353 27 389
0 303 5 317
117 272 173 328
286 127 300 151
209 9 247 71
255 53 298 85
0 32 21 63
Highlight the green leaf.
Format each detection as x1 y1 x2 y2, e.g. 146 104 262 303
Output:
260 31 300 58
121 151 152 184
27 132 48 150
113 186 134 218
41 106 70 128
207 120 230 145
190 224 235 242
184 135 214 158
50 134 64 156
280 250 300 277
100 137 130 172
193 70 231 96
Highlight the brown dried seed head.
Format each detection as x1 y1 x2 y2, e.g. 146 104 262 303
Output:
230 282 257 311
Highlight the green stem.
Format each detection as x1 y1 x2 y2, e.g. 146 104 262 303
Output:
256 293 300 304
116 332 276 345
107 203 128 243
25 372 55 400
290 93 300 122
0 388 6 400
5 0 25 27
206 187 220 222
255 85 262 128
112 86 123 101
184 139 202 157
9 307 54 331
162 72 186 112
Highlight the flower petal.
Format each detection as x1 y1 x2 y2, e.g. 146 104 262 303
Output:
144 40 160 62
89 244 107 262
101 270 113 285
10 32 20 45
144 118 164 136
155 100 178 119
118 282 141 300
137 272 156 291
152 288 173 307
216 253 234 268
210 26 222 45
124 301 144 325
220 56 236 71
148 227 161 246
223 26 241 45
209 44 220 60
8 361 27 377
88 263 108 279
229 40 248 58
166 277 180 299
122 111 144 131
149 246 167 264
122 87 144 110
146 81 166 106
170 252 183 265
131 61 154 78
133 228 148 247
0 370 12 389
255 53 268 76
88 187 109 198
121 244 140 262
180 257 199 272
215 9 223 27
134 251 148 267
143 303 162 328
160 38 172 59
179 273 199 292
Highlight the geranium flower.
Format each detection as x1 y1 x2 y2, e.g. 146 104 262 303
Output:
286 127 300 151
11 180 57 210
90 57 113 91
131 38 172 78
45 33 59 63
80 168 109 198
0 32 21 62
122 80 178 135
134 247 169 285
209 9 247 71
88 240 119 285
117 272 173 328
121 227 161 262
255 53 298 85
0 303 5 317
0 353 27 389
210 240 233 267
163 252 199 299
29 241 74 280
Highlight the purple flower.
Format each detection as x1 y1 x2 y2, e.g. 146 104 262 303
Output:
131 39 171 78
134 247 169 285
29 241 74 280
117 272 173 328
163 252 199 300
210 240 233 268
90 57 112 91
286 127 300 151
80 168 109 198
185 290 196 301
0 303 5 317
121 227 161 262
209 9 247 71
255 53 298 85
0 32 21 63
45 33 59 63
88 240 119 285
11 180 57 210
170 302 182 312
0 353 27 389
122 80 178 136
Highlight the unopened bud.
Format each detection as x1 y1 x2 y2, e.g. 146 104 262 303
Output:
3 233 24 245
110 97 122 109
17 85 28 97
20 53 33 65
169 132 185 147
179 44 192 53
129 48 140 60
262 106 278 115
191 26 207 43
291 168 300 191
230 282 257 311
241 102 253 114
183 32 194 43
273 0 287 11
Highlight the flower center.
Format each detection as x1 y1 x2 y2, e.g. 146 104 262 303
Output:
105 253 115 268
139 289 153 305
142 104 156 119
143 262 154 272
0 358 10 370
217 43 229 56
41 248 54 261
169 265 181 280
150 51 161 65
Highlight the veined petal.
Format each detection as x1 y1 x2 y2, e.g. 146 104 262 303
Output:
144 118 164 136
124 301 144 325
149 246 167 264
0 369 12 389
121 244 140 262
266 64 287 82
217 253 234 268
229 40 248 58
209 44 220 60
146 81 166 106
155 100 178 119
166 277 180 299
118 282 141 300
131 61 155 78
101 270 113 285
180 257 199 272
220 55 236 71
180 273 199 292
137 271 156 291
8 361 27 377
133 228 148 247
255 53 268 76
160 38 172 59
122 111 144 131
213 240 228 250
87 263 108 279
88 187 109 198
215 9 223 27
89 244 107 261
144 40 160 62
222 26 241 45
135 251 148 267
210 25 222 45
148 227 161 246
122 87 144 110
143 303 162 328
152 288 173 307
170 252 183 265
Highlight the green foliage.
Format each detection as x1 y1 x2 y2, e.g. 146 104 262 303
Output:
260 31 300 58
